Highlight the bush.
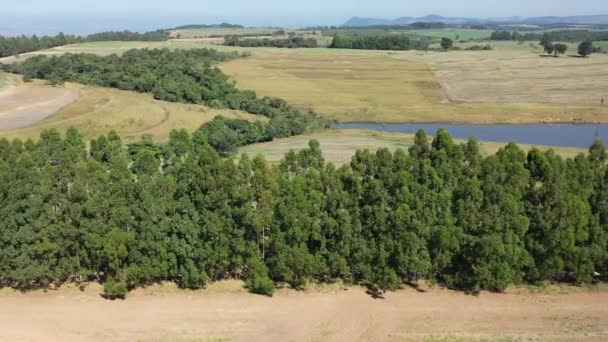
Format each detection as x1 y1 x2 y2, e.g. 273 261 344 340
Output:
245 258 275 296
103 278 128 299
376 268 400 291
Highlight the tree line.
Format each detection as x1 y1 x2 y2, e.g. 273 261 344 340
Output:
2 48 331 150
0 30 170 58
0 127 605 298
539 34 596 57
224 36 318 48
329 34 411 50
491 29 608 43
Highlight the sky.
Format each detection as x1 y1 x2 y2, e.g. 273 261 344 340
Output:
2 0 608 35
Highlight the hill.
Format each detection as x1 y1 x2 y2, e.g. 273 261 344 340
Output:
171 22 244 30
343 14 608 27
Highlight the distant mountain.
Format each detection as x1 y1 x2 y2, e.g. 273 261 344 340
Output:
171 23 244 30
525 15 608 25
342 14 608 27
343 17 399 27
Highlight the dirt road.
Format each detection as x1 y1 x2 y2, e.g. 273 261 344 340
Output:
0 78 79 131
1 282 607 342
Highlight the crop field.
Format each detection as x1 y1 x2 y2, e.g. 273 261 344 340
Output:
595 41 608 49
0 80 261 141
169 27 276 38
220 44 608 123
1 281 607 341
399 41 608 105
239 129 586 165
407 28 494 40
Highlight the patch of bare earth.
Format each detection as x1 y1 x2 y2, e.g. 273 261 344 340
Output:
0 281 606 341
0 81 79 131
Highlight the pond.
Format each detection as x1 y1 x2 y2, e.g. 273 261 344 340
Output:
336 123 608 149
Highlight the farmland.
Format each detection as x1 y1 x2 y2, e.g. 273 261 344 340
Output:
169 27 276 38
407 28 494 40
0 78 261 141
1 281 607 342
220 43 608 123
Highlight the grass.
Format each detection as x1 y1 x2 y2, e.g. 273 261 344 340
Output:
408 28 494 41
169 27 275 39
220 43 608 124
239 129 586 165
0 82 262 142
594 41 608 49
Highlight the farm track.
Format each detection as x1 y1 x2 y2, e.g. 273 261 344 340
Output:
0 282 607 341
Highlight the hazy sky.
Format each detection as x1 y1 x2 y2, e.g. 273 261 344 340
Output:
2 0 608 34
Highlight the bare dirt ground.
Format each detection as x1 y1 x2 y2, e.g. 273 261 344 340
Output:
0 77 79 131
1 281 607 342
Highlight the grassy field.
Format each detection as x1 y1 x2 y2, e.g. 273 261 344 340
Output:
408 28 494 41
220 44 608 123
239 129 586 165
0 82 261 142
169 27 276 38
595 41 608 49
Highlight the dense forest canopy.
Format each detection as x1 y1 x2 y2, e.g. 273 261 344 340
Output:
224 36 318 48
0 127 606 298
2 48 331 153
0 30 170 58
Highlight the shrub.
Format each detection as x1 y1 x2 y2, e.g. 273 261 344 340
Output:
245 258 275 296
103 278 129 299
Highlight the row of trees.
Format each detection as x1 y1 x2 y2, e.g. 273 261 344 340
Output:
0 128 606 298
539 34 595 57
0 30 170 58
329 35 411 50
2 48 331 147
224 36 318 48
492 29 608 43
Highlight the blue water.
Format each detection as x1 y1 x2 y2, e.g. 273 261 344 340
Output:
336 123 608 149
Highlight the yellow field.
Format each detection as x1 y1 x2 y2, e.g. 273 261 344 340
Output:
398 41 608 105
239 129 586 165
220 44 608 124
169 27 276 39
0 82 261 142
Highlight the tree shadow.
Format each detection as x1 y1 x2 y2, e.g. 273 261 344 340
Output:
404 281 427 293
364 284 386 300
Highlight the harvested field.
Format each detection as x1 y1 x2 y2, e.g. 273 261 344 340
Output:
0 76 79 131
220 46 608 124
239 129 587 165
0 281 606 341
397 41 608 105
0 79 262 141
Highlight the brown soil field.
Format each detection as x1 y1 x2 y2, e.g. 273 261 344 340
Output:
0 77 79 131
1 281 607 342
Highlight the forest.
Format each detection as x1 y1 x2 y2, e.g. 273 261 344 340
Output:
0 127 605 298
224 36 318 48
329 34 411 50
2 48 331 151
0 30 169 57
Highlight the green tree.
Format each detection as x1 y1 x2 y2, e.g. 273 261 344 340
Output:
440 38 453 51
578 40 594 57
553 43 568 57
